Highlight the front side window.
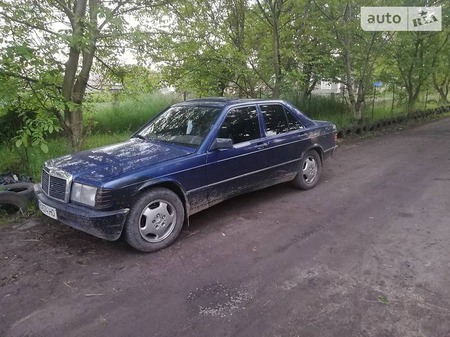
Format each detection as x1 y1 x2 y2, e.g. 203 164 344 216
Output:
261 104 303 136
138 106 222 147
217 106 260 144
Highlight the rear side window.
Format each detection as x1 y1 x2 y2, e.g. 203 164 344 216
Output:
286 110 303 131
260 104 303 136
218 106 260 144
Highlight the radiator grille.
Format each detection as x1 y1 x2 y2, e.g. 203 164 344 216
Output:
41 167 72 202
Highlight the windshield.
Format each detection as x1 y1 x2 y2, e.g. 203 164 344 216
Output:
137 105 222 147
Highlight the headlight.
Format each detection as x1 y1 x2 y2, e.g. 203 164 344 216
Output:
70 183 97 207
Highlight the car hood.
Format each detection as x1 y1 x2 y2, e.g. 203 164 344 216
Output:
45 138 196 185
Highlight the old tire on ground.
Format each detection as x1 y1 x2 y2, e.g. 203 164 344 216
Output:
292 150 322 190
1 182 35 199
0 183 35 212
0 191 30 212
124 188 185 253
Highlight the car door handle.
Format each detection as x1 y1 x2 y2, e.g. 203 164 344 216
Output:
256 141 268 149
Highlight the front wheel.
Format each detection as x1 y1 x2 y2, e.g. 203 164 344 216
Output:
292 150 322 190
124 188 185 253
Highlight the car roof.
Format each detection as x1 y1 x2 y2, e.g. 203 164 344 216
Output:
174 97 284 108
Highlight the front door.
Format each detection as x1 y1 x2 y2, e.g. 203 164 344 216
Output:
205 105 268 206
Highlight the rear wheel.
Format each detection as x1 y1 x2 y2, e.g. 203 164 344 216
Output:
124 188 185 253
292 150 322 190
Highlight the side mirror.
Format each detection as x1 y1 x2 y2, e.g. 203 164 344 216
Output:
211 138 233 150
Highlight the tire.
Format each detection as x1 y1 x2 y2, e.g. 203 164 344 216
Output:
1 182 35 200
124 188 185 253
292 150 322 190
0 191 30 211
0 183 35 212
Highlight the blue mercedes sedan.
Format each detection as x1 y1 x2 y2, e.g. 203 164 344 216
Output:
35 98 337 252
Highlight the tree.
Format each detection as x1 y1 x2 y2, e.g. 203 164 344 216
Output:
288 0 330 100
150 0 315 99
141 0 232 97
252 0 293 98
0 0 168 151
313 1 390 121
118 65 161 98
393 32 439 112
385 0 450 111
431 19 450 103
432 47 450 103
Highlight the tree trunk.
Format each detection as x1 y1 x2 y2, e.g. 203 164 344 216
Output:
66 108 83 150
62 0 98 151
300 63 319 99
437 88 450 104
342 48 362 121
406 85 421 113
432 72 450 104
272 25 282 99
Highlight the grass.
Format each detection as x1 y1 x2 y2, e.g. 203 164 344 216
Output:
284 91 444 129
90 92 179 133
283 93 349 123
0 202 38 225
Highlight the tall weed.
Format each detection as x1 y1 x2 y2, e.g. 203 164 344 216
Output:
91 92 179 133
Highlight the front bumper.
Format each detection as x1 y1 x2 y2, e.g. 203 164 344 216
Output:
34 184 129 241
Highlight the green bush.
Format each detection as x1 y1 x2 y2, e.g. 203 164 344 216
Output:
0 108 35 144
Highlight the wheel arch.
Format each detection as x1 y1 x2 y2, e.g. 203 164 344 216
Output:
303 145 324 163
136 180 190 225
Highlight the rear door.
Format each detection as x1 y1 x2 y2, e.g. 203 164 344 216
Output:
205 105 268 205
259 103 309 181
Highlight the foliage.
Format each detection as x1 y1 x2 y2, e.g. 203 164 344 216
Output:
0 67 63 162
0 0 169 151
431 27 450 103
146 0 450 121
375 0 450 112
145 1 239 97
15 112 61 153
121 66 162 98
143 0 305 98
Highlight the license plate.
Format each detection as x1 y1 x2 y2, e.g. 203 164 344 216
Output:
39 200 58 220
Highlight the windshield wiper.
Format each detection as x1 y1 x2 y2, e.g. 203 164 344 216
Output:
132 134 148 141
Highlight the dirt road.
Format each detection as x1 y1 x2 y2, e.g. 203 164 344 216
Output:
1 118 450 337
